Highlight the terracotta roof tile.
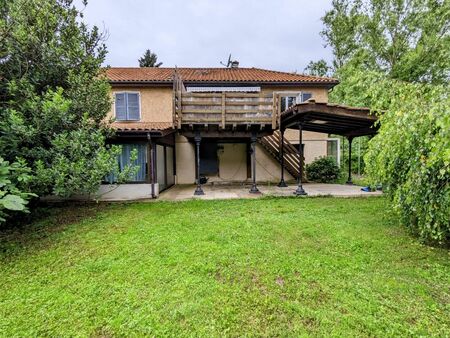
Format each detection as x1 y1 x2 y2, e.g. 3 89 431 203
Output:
111 122 173 131
105 67 338 85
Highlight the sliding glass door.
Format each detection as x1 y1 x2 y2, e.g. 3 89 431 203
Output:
156 144 175 191
105 143 148 183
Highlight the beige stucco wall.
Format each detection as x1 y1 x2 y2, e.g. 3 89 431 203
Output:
109 86 173 122
303 140 328 164
174 135 294 184
108 84 329 124
284 129 329 164
284 129 328 142
176 140 248 184
175 134 196 184
43 183 160 201
260 86 329 103
255 143 294 183
217 143 247 181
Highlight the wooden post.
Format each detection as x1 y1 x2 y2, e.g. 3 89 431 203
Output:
249 132 260 194
294 121 307 196
277 129 287 187
194 132 204 195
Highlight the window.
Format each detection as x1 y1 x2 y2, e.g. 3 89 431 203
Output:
280 92 312 111
106 144 147 183
115 92 140 121
327 139 340 166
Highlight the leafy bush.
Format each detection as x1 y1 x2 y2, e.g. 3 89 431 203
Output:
0 158 36 224
306 157 341 183
333 69 450 244
0 0 125 211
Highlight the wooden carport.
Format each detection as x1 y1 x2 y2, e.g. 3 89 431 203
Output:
279 100 378 195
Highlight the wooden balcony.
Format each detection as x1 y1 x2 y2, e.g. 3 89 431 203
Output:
174 92 278 130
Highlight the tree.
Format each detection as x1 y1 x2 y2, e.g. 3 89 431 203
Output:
321 0 450 84
357 71 449 243
304 59 332 77
0 0 133 223
138 49 163 67
319 0 450 243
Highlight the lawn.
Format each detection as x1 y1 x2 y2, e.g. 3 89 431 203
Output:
0 197 449 337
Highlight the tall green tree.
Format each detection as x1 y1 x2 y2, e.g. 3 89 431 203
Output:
318 0 450 243
138 49 163 67
303 59 332 77
0 0 132 223
321 0 450 84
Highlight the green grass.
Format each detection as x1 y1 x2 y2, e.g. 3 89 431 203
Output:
0 197 449 337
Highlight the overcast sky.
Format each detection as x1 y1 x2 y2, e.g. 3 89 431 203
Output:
77 0 333 72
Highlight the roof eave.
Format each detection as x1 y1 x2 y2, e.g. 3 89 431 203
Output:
109 80 339 88
109 81 173 87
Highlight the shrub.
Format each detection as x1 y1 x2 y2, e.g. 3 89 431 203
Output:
0 158 35 224
306 157 341 183
365 80 450 244
332 69 449 244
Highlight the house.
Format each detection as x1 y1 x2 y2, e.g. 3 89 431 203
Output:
101 66 376 199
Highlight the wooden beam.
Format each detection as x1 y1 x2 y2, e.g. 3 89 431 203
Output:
181 100 222 106
182 93 222 98
181 130 272 138
344 126 378 137
182 109 222 114
284 104 376 121
224 110 272 115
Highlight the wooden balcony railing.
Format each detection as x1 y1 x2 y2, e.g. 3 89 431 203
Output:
174 92 279 129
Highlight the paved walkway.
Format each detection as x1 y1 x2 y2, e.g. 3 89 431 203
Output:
159 183 382 201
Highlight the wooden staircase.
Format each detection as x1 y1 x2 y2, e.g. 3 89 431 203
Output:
258 131 305 181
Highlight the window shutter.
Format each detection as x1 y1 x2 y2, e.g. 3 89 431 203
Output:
127 93 140 120
115 93 127 120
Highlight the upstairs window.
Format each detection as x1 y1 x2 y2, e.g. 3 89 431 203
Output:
280 92 312 111
115 92 140 121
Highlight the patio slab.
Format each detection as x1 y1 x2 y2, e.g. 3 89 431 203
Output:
159 183 382 201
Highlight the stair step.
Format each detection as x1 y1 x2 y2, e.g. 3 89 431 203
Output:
259 131 305 181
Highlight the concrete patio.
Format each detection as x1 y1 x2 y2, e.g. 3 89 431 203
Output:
159 183 382 201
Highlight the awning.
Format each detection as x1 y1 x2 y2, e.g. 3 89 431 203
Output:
280 100 378 137
111 122 175 137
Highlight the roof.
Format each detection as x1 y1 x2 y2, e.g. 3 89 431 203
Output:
280 100 378 137
105 67 338 86
111 122 174 135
